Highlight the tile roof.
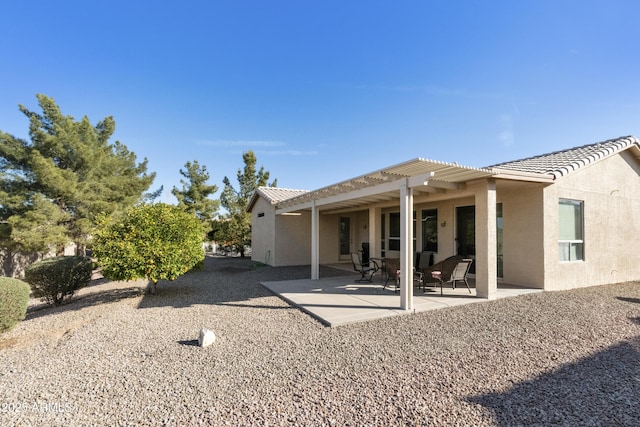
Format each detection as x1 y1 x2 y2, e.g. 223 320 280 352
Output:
249 135 640 213
489 135 640 179
255 187 309 204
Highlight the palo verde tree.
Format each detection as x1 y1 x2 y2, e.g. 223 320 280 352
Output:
0 94 155 255
217 150 276 257
171 160 219 234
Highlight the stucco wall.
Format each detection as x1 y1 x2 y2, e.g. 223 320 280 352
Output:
251 151 640 286
250 197 276 265
498 184 546 288
317 215 338 264
543 151 640 290
274 211 311 266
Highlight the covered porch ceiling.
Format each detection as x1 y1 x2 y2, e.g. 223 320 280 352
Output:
275 158 551 214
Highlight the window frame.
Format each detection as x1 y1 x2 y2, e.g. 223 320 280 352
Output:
387 211 416 252
388 212 400 251
558 198 584 262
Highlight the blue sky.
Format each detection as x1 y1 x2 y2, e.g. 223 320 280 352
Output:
2 1 639 203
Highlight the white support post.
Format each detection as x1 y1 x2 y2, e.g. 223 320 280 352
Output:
368 207 379 259
311 200 320 280
400 179 413 310
475 180 497 299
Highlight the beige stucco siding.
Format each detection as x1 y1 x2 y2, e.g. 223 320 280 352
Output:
498 184 546 288
317 211 369 265
251 197 276 264
274 211 311 266
251 148 640 288
543 151 640 290
318 215 339 264
250 196 313 267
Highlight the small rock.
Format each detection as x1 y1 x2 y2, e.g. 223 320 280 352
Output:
198 328 216 347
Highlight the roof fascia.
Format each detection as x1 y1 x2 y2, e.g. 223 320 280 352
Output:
491 168 555 183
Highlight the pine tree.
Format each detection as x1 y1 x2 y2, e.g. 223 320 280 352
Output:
0 94 155 254
171 160 219 233
218 150 276 257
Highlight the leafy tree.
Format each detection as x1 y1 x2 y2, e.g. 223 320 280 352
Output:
171 160 219 233
0 94 155 255
92 203 205 294
218 150 276 257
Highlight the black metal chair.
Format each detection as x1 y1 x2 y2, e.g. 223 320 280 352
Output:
351 252 378 282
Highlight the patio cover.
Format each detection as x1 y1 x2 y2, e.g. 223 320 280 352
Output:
275 158 496 214
272 158 496 311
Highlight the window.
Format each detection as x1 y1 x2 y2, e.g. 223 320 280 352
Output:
421 209 438 252
389 212 400 251
559 199 584 261
388 211 416 252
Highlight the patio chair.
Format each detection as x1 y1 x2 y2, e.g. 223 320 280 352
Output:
429 258 473 295
414 251 434 290
383 258 400 292
420 255 462 289
418 251 434 269
383 258 424 293
351 252 378 282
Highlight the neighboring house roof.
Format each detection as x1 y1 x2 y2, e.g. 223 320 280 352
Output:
490 135 640 180
247 187 309 212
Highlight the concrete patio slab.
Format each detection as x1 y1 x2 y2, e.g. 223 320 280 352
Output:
262 273 542 327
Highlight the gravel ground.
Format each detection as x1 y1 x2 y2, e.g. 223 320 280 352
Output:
1 255 640 426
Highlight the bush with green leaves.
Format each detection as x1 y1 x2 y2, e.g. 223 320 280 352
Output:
93 203 205 294
0 277 30 333
24 256 92 306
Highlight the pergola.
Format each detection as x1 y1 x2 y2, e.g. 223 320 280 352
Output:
272 158 531 310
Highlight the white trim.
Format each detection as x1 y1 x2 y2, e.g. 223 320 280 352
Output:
311 200 319 280
400 179 414 310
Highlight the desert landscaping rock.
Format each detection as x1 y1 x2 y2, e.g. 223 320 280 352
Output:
1 255 639 426
198 328 216 348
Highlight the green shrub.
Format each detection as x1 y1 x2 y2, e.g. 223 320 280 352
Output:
93 203 205 294
24 256 92 306
0 277 30 333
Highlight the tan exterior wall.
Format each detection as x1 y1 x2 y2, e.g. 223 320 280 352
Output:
251 150 640 287
274 212 311 266
543 151 640 290
250 197 276 265
318 215 338 264
251 197 313 266
317 211 368 265
498 184 546 288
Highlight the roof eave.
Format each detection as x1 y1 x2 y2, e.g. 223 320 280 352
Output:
492 168 556 183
